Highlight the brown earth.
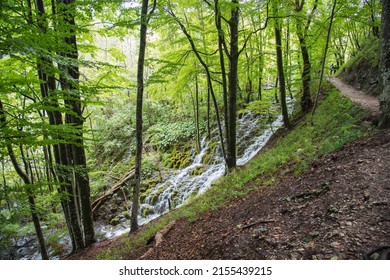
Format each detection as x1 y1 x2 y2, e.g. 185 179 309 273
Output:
69 80 389 260
141 129 389 260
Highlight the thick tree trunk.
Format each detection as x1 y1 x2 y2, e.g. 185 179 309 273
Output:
379 0 390 128
34 0 84 251
226 0 239 170
298 34 313 112
56 0 95 248
214 0 229 154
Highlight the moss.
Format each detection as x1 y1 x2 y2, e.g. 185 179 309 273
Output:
163 145 192 169
110 217 120 226
142 207 153 218
148 182 171 205
139 178 163 203
202 141 219 165
123 211 131 220
190 165 206 176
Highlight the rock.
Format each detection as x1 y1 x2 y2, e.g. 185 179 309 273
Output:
331 241 341 248
109 217 120 226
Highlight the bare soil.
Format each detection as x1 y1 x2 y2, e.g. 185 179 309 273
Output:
141 129 390 259
69 80 389 260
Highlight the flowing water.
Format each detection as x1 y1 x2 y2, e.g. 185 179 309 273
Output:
7 100 293 259
136 103 292 227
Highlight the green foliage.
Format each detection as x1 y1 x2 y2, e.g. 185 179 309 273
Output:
148 121 200 151
238 100 276 116
340 37 380 73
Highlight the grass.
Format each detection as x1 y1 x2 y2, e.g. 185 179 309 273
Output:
95 84 372 259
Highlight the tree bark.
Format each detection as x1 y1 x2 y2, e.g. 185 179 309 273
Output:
131 0 149 232
294 0 318 113
274 0 290 128
34 0 83 252
214 0 229 155
379 0 390 128
226 0 239 170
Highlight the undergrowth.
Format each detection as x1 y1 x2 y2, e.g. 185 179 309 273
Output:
95 86 372 260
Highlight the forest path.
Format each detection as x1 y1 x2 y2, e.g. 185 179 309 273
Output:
330 78 380 117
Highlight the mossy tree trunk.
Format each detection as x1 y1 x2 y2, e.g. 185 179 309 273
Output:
379 0 390 128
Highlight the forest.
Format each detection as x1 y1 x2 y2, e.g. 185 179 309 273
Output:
0 0 389 260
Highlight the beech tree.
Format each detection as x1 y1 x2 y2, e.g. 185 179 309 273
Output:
131 0 156 232
292 0 319 113
379 0 390 128
273 0 290 128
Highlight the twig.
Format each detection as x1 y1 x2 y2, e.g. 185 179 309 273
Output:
241 219 276 229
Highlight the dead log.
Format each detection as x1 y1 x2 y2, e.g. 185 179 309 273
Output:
92 169 135 216
140 220 177 259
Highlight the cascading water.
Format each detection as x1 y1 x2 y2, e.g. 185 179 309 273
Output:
138 137 225 225
133 98 295 228
12 99 293 259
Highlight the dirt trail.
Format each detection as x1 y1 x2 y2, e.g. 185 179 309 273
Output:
330 78 380 117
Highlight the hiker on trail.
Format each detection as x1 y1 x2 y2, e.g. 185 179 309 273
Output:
330 64 336 75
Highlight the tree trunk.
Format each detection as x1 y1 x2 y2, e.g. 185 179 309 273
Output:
166 6 226 162
195 73 201 152
379 0 390 128
0 100 49 260
294 0 318 113
34 0 84 252
311 0 337 122
131 0 154 232
226 0 239 170
274 1 290 128
298 33 313 112
214 0 229 156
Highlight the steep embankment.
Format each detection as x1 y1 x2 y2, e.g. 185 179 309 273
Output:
133 81 389 260
338 38 381 96
69 81 389 260
141 131 389 260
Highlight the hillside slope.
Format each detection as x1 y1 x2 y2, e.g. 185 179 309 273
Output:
338 38 380 96
141 129 389 259
69 79 389 260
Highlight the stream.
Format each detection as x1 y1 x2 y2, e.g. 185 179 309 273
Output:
5 99 293 259
96 99 294 239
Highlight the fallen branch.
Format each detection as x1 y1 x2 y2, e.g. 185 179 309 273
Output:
290 183 330 202
140 220 177 259
92 169 135 216
241 219 276 230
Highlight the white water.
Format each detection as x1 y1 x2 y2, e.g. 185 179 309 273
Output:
132 99 294 228
11 100 293 259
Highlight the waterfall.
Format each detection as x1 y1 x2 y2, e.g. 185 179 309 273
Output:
135 98 294 227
